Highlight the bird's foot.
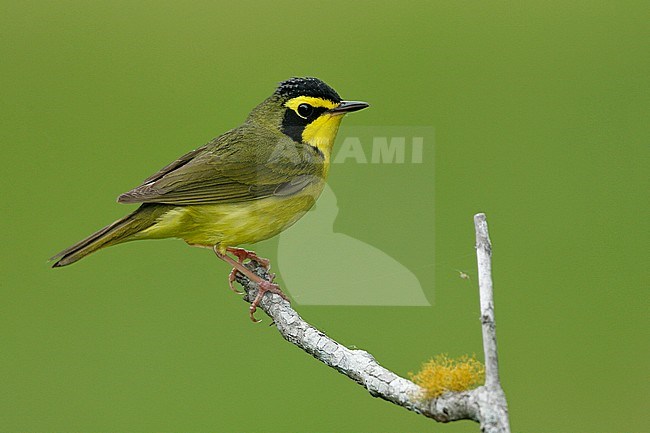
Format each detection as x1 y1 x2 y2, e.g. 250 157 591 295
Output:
214 245 286 321
225 247 274 292
249 280 289 323
226 247 271 270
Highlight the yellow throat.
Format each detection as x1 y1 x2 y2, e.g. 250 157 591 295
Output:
284 95 345 164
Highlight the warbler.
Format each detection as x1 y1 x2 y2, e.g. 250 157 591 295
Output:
51 77 369 320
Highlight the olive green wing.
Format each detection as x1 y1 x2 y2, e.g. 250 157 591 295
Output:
117 127 323 205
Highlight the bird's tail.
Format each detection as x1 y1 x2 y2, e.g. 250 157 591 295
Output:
51 204 170 268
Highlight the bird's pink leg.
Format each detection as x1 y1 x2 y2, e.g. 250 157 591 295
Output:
214 246 287 322
226 247 276 282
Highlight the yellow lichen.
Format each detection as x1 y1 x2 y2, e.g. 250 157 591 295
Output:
409 354 485 399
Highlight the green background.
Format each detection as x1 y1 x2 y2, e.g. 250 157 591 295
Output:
1 1 647 432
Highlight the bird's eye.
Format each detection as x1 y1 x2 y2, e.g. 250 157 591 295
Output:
297 103 314 119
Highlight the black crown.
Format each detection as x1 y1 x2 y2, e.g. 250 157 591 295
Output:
276 77 342 103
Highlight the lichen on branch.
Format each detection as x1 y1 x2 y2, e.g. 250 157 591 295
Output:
409 354 485 399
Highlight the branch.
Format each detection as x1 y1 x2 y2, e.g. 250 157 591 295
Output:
473 213 511 432
233 213 510 431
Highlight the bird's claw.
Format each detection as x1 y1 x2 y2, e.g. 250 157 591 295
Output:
228 268 244 294
248 280 287 322
249 305 262 323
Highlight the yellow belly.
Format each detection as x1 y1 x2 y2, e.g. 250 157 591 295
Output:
134 186 321 252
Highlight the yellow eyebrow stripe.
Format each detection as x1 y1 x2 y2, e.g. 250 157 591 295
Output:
284 96 338 111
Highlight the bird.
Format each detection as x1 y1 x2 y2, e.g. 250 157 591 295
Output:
51 77 369 321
